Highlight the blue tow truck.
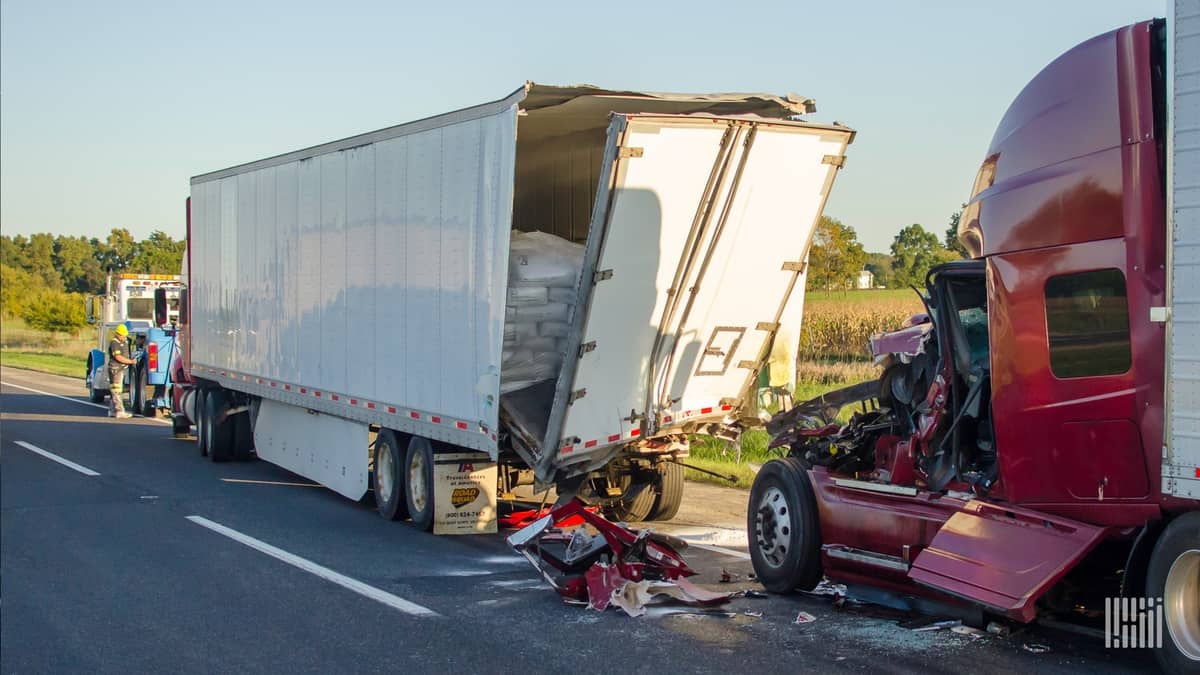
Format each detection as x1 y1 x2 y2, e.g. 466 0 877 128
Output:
85 273 183 416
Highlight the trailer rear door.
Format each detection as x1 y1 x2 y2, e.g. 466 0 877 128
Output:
1165 0 1200 499
542 114 852 476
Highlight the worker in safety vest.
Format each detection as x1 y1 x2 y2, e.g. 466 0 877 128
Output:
108 324 136 418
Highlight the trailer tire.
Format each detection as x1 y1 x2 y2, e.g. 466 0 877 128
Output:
373 430 408 521
1146 512 1200 673
204 390 234 463
195 390 208 456
748 457 822 593
232 410 254 461
648 461 685 521
405 436 437 532
172 413 191 438
606 472 656 523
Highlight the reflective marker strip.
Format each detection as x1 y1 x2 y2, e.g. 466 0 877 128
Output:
194 368 487 436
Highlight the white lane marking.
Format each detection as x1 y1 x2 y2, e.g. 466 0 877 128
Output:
687 542 753 561
185 516 439 617
0 380 172 424
13 440 101 476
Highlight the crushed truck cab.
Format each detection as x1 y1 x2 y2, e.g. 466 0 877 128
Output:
749 11 1200 674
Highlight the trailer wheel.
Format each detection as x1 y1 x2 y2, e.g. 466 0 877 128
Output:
232 411 254 461
195 390 208 456
647 461 685 521
172 413 190 438
748 457 822 593
605 472 656 523
405 436 437 531
1147 512 1200 673
204 390 234 463
373 430 408 521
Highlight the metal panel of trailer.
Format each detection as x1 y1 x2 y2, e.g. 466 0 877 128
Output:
190 97 518 454
542 115 852 476
1166 0 1200 499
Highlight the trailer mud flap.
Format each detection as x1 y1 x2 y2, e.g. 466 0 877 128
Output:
907 500 1107 622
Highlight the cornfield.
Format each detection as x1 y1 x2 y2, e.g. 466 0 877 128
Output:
799 289 925 361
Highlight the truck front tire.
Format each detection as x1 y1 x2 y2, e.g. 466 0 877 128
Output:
87 358 106 403
132 365 150 417
748 457 822 593
405 436 437 532
1147 512 1200 673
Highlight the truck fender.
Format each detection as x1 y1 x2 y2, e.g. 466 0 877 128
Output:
88 349 106 376
1119 518 1166 598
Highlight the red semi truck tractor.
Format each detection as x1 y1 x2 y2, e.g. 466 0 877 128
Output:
749 8 1199 673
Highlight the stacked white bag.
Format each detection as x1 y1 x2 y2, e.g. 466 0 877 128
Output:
501 231 585 394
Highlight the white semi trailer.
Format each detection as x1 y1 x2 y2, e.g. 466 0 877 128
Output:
175 82 853 529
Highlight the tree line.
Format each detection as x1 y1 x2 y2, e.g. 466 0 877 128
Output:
808 207 968 291
1 229 185 331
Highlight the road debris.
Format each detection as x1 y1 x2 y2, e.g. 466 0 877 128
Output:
793 611 817 625
986 621 1011 637
743 610 763 618
951 625 986 639
910 619 961 632
507 498 734 616
1022 643 1051 654
719 568 740 583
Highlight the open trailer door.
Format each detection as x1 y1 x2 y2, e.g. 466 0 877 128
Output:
540 113 853 478
908 500 1108 622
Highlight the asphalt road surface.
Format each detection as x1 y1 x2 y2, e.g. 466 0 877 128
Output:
1 366 1155 673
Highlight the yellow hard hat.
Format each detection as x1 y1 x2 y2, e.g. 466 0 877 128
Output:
114 324 129 337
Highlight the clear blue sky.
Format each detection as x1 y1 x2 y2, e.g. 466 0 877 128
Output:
0 0 1165 252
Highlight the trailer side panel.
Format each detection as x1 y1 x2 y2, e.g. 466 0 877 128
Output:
189 105 517 455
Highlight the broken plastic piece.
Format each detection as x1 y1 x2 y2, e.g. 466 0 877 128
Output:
911 619 961 632
986 621 1011 637
719 568 740 583
508 498 715 613
743 610 763 618
1022 643 1051 654
608 577 733 617
951 625 986 638
793 611 817 624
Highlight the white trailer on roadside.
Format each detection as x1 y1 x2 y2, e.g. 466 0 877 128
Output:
179 82 852 530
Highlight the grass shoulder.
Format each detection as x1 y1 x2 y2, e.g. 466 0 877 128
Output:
0 351 85 379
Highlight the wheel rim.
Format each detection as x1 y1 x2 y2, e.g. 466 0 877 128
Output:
1164 548 1200 661
409 447 428 513
754 486 795 568
377 441 395 504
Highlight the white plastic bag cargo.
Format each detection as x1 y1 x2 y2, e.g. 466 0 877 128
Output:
513 302 569 323
507 286 549 306
509 231 585 287
548 287 577 304
539 321 570 338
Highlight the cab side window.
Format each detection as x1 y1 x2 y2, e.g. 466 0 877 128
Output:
1044 269 1132 378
